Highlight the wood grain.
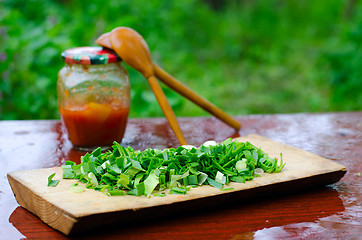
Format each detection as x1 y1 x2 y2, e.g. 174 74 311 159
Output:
7 134 346 235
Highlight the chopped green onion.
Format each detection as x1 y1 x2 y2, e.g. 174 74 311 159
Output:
64 161 76 166
182 145 196 150
254 168 264 176
101 160 110 169
170 186 188 195
117 173 130 189
235 160 247 172
153 192 166 197
62 165 75 179
108 189 125 196
207 177 223 189
215 171 226 184
144 170 159 197
88 172 98 186
136 182 145 196
57 138 285 196
70 183 85 193
197 172 208 185
187 175 198 185
230 176 245 183
202 140 217 147
47 173 60 187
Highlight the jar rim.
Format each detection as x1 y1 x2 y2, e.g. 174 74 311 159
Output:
61 46 121 65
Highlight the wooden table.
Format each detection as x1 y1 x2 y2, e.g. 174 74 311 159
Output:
1 112 361 239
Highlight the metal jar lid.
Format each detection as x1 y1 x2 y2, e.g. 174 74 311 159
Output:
61 46 121 65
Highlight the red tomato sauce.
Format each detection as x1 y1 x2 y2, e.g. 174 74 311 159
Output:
60 102 129 148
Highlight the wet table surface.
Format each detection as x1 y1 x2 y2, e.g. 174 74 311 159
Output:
0 112 361 239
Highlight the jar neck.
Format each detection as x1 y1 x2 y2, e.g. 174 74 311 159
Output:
65 62 121 72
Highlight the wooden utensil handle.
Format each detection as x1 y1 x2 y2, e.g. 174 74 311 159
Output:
146 75 188 145
153 64 241 130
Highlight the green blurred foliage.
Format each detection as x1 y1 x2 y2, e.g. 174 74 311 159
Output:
0 0 361 120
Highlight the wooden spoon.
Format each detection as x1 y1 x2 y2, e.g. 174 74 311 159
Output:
97 27 187 145
96 29 241 131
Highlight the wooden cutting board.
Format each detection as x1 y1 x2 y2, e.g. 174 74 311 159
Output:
7 134 346 235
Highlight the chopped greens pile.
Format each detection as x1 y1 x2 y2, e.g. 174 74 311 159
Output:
58 138 285 196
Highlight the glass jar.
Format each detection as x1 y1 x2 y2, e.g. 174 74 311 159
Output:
57 47 130 151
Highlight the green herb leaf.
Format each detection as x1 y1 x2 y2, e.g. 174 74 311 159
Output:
144 170 159 197
207 177 223 189
153 192 166 197
61 165 75 179
47 173 60 187
170 186 188 195
108 189 125 196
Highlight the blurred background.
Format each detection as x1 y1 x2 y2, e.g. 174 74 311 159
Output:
0 0 361 120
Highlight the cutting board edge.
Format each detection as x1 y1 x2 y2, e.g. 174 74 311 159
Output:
7 172 78 235
67 167 346 235
8 166 346 236
7 162 347 219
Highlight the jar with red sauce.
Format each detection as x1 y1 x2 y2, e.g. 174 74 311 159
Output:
57 47 130 151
